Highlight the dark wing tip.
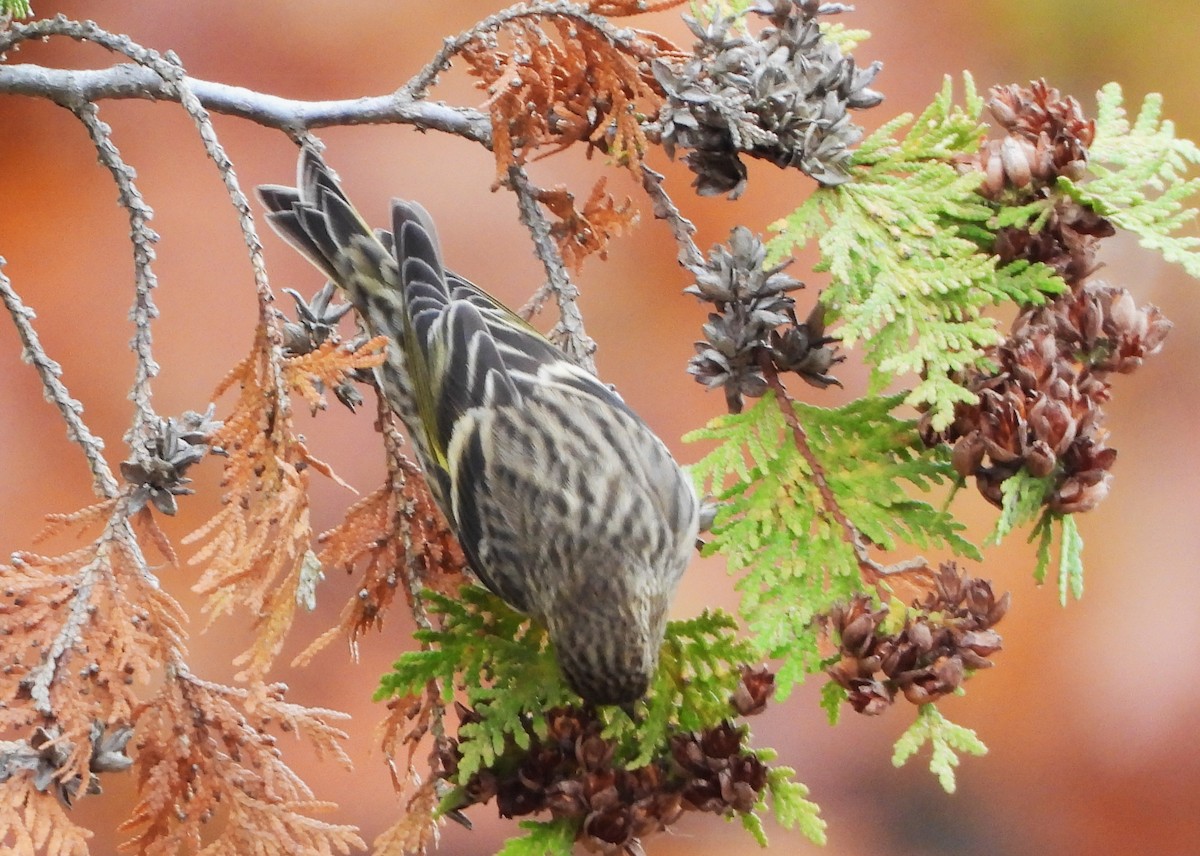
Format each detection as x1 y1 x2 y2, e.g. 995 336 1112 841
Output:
256 150 351 283
256 184 299 215
392 200 442 256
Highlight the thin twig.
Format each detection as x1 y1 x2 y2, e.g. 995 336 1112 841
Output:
506 164 598 372
3 21 282 321
151 47 294 409
762 361 935 587
73 21 289 427
377 390 453 819
517 282 554 320
69 101 161 447
0 260 119 498
640 164 707 273
379 398 434 638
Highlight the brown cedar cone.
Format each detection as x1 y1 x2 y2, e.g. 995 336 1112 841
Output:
923 279 1169 513
993 198 1115 285
926 78 1172 513
442 682 778 854
670 722 768 814
972 79 1095 200
731 665 776 716
968 81 1115 291
825 563 1009 714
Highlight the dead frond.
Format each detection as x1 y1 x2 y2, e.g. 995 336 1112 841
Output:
120 669 361 855
186 321 358 682
586 0 689 15
371 776 441 856
295 401 467 668
0 503 187 787
538 177 640 271
0 775 93 856
283 334 387 414
458 9 675 180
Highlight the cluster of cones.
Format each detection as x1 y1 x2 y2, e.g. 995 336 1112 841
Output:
439 667 776 854
922 80 1171 513
826 563 1009 714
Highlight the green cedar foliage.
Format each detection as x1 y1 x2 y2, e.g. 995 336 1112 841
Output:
891 704 988 794
376 589 821 850
769 75 1065 432
494 820 577 856
1062 84 1200 276
686 392 978 697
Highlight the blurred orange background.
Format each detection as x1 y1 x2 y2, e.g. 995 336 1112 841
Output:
2 2 1198 854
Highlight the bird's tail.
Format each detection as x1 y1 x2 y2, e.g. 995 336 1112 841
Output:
257 148 449 325
257 149 456 495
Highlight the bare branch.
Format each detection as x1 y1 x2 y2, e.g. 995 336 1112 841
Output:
506 164 597 372
0 61 492 139
0 260 119 497
640 164 706 273
69 101 161 446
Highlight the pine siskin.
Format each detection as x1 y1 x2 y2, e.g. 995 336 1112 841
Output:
257 150 700 704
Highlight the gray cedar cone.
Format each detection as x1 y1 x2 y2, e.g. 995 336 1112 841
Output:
687 226 840 411
655 0 883 198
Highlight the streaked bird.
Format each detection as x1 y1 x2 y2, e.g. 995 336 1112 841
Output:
257 150 699 704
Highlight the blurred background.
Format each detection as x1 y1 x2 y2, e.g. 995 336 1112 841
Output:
2 1 1198 854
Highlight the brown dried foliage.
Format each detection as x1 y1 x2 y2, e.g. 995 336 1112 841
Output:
286 335 388 414
185 323 382 682
0 776 92 856
372 776 441 856
120 670 361 855
371 685 447 856
0 499 186 788
300 395 467 851
296 404 467 667
460 13 672 180
0 312 377 853
586 0 689 16
538 178 639 272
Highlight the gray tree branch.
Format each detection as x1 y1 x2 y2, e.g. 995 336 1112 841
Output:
0 61 494 142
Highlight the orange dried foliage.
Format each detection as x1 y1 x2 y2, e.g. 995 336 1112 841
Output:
376 683 443 792
372 684 444 856
460 13 672 180
0 506 187 785
586 0 689 15
538 177 639 271
295 413 467 667
121 671 361 855
130 506 178 567
283 335 388 413
371 777 441 856
0 776 92 856
32 499 118 544
185 323 372 682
